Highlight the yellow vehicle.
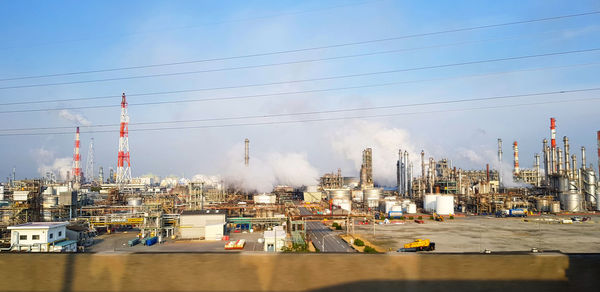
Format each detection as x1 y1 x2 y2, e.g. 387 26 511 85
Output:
399 239 435 252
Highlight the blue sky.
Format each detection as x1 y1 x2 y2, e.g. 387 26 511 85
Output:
1 0 599 186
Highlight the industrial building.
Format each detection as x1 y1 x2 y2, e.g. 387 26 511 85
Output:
179 210 226 241
7 222 77 252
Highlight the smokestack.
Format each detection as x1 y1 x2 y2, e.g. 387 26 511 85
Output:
244 138 249 166
498 139 503 187
73 127 81 184
421 150 425 196
542 139 549 183
557 148 563 174
581 146 587 171
403 150 409 197
550 118 557 174
572 154 578 180
534 154 540 186
563 136 571 179
513 141 519 175
397 149 402 195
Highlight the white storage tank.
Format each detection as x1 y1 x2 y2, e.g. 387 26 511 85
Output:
423 194 439 213
351 190 364 202
328 189 351 201
127 198 142 207
382 199 397 214
254 193 276 204
406 203 417 214
435 195 455 215
550 201 561 213
363 188 382 209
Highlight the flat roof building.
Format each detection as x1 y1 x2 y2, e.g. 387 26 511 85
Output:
8 222 77 252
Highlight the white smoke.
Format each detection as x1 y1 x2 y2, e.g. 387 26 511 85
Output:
222 144 319 192
33 148 72 180
329 120 422 186
58 109 91 126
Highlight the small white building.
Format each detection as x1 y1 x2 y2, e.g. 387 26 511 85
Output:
8 222 77 252
179 210 226 240
263 226 286 252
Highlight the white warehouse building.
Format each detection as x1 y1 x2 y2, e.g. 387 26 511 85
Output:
8 222 77 252
179 210 226 240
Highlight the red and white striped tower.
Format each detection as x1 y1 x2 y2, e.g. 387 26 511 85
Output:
550 117 557 174
513 141 519 175
116 93 132 186
72 127 81 183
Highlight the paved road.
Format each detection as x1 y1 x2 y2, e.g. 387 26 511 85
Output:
299 207 354 253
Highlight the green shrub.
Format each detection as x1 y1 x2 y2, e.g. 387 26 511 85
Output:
408 216 414 220
332 222 339 228
335 225 342 230
354 238 365 246
429 216 435 220
363 246 378 253
399 216 405 220
418 216 423 220
449 215 454 220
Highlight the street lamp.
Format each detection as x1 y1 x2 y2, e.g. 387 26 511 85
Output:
321 233 337 252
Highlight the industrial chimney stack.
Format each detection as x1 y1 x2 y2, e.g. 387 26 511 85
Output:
244 138 249 167
72 127 81 184
550 117 557 174
513 141 519 175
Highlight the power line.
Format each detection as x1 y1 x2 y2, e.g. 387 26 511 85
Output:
0 0 381 51
1 10 598 82
0 48 598 115
1 95 597 137
2 60 598 107
1 87 598 133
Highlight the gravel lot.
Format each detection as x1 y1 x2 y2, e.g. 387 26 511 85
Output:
355 215 600 253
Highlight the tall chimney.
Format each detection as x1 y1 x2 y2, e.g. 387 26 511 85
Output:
542 139 549 182
397 149 402 195
73 127 81 184
421 150 425 195
581 146 587 171
244 138 249 166
550 118 557 174
572 154 578 180
563 136 571 179
557 148 563 174
534 154 541 186
498 139 503 187
403 150 409 197
513 141 519 175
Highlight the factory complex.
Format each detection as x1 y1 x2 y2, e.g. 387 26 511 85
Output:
1 94 598 254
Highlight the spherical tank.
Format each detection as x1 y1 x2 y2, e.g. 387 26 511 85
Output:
435 195 454 215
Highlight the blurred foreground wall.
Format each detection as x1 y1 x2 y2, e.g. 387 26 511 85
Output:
0 253 598 291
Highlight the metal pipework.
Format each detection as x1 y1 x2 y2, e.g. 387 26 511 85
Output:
563 136 571 179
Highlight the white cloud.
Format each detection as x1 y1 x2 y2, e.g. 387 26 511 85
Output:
58 109 91 126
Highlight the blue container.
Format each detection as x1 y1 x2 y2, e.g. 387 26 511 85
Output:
145 236 158 246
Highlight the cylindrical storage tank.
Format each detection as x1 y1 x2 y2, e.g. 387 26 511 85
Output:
351 190 363 202
435 195 454 215
536 198 550 212
583 170 597 205
557 176 569 193
363 188 382 201
127 198 142 207
562 192 583 212
43 196 58 207
550 201 561 213
382 199 397 214
406 203 417 214
423 194 439 213
329 189 351 201
337 200 352 212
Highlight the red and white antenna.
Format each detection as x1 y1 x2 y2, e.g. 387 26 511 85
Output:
550 117 557 174
513 141 519 175
116 93 132 186
72 127 81 183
